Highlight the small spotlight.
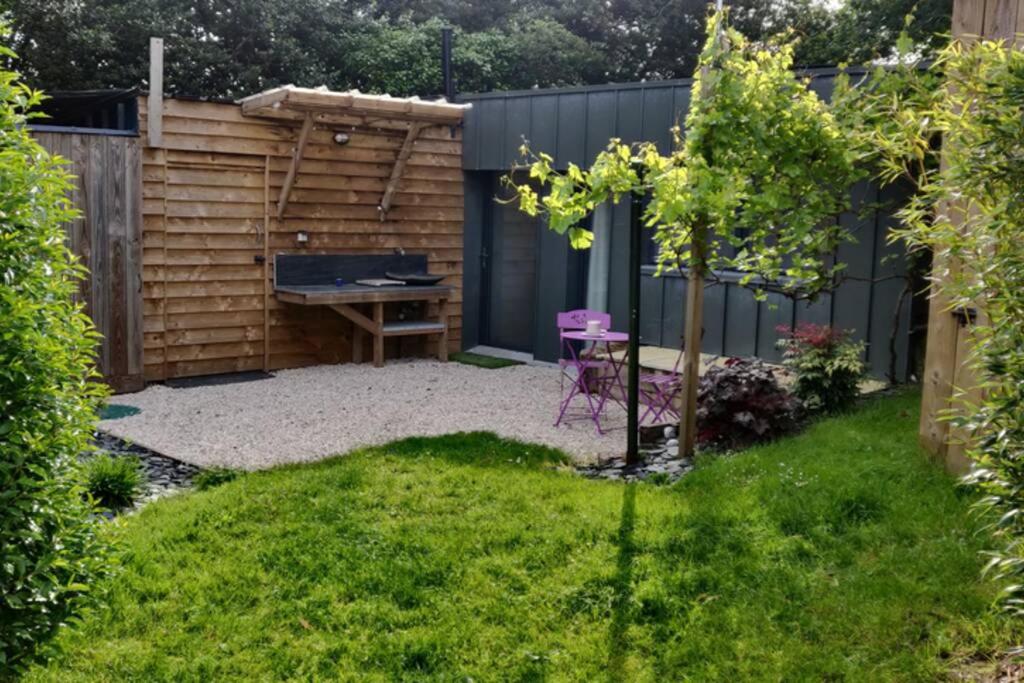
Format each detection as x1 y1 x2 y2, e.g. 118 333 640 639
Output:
296 230 309 245
332 132 351 146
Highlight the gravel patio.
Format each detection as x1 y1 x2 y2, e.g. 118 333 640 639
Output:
100 360 628 469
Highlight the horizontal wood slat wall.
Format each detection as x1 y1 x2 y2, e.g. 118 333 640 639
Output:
35 132 144 393
139 97 463 381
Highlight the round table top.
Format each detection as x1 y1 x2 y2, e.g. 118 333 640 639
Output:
561 329 629 342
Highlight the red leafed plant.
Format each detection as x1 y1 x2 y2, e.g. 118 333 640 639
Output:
776 322 848 351
776 323 865 414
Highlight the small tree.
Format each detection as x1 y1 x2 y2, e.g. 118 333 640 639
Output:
0 44 111 674
508 9 862 455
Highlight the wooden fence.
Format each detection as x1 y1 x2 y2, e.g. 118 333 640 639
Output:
138 97 464 381
35 132 144 394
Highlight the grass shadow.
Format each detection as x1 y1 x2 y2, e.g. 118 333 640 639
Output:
607 483 638 680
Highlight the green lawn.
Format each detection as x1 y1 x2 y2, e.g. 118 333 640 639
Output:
27 392 1018 681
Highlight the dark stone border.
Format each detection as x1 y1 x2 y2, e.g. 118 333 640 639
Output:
577 425 695 483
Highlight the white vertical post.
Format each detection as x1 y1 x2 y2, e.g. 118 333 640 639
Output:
148 37 164 148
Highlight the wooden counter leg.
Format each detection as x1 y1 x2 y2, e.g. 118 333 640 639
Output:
438 298 448 362
373 302 384 368
352 323 364 364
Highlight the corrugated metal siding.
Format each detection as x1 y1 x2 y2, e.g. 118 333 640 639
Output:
460 69 857 172
459 68 914 379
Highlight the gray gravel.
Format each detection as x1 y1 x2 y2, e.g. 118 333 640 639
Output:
100 360 628 469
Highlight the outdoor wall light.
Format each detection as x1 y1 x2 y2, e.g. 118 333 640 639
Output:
296 230 309 245
332 131 351 146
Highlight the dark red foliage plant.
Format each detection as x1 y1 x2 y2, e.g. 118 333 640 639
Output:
695 357 802 450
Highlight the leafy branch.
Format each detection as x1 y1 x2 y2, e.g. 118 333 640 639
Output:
504 9 863 304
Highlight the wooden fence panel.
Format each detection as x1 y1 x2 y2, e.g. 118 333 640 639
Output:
35 132 144 394
138 97 464 380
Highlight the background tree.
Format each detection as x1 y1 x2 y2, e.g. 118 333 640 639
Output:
0 0 951 98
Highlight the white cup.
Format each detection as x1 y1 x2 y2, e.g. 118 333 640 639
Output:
586 320 602 336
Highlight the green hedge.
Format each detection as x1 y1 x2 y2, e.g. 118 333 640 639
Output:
0 43 111 675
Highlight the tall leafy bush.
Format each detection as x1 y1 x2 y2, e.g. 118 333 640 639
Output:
0 45 110 673
846 33 1024 612
897 41 1024 615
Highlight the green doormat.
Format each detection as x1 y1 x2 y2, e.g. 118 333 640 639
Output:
450 351 524 369
100 404 141 420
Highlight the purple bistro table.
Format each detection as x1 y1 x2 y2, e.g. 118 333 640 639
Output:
556 329 629 434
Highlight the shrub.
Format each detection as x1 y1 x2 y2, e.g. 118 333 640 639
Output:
776 323 866 414
193 467 240 491
696 358 801 450
84 455 144 510
0 46 111 674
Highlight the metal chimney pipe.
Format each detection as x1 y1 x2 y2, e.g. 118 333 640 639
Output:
441 27 454 101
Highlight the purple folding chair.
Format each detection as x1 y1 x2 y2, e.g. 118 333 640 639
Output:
555 309 612 431
638 343 684 425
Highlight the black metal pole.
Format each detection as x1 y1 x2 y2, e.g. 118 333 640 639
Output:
627 188 643 464
441 28 455 102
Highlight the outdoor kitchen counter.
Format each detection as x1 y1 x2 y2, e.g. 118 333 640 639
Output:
275 284 453 366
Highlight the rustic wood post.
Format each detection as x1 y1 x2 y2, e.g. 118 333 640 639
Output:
147 38 163 148
678 244 705 458
920 0 1024 472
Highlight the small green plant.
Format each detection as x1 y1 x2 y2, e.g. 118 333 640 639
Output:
193 467 240 491
777 323 866 414
645 472 671 486
84 455 144 510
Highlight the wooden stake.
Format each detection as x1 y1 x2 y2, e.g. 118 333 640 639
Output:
679 248 705 459
263 155 271 372
277 114 314 219
148 38 163 148
160 150 168 381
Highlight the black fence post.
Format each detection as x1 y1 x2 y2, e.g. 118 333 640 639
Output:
627 187 643 464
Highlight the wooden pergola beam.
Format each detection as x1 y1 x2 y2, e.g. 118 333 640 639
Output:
276 114 314 219
239 85 470 126
378 122 425 221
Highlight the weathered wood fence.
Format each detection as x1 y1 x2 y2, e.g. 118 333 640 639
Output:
138 97 464 382
35 132 144 394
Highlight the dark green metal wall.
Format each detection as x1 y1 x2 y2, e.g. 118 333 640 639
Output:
459 69 918 379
